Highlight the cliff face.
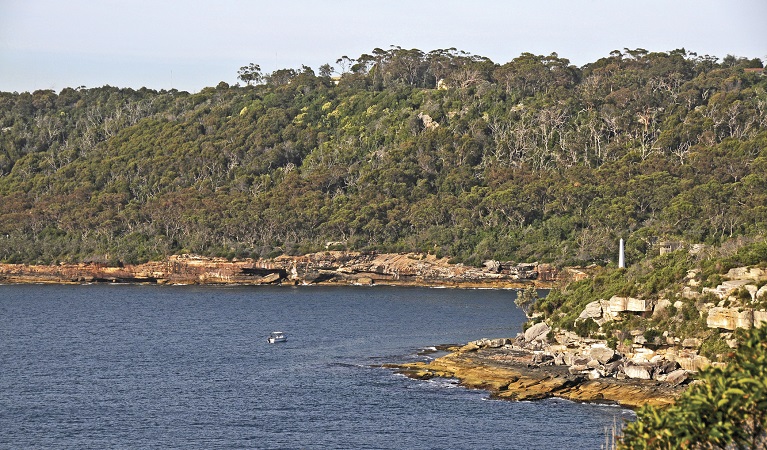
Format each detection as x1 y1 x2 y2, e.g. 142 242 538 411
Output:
0 252 564 287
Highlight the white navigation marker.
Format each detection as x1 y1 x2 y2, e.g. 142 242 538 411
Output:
619 238 625 268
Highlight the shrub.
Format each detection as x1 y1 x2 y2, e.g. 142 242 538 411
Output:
619 325 767 449
699 333 730 361
643 328 662 344
574 318 599 337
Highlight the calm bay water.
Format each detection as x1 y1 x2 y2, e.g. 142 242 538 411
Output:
0 284 632 449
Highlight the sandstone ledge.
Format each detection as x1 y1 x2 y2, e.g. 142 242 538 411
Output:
0 252 564 288
387 347 684 409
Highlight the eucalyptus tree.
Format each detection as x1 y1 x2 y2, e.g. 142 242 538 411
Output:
237 63 263 86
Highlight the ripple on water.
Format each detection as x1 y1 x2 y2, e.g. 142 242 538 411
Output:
0 284 628 449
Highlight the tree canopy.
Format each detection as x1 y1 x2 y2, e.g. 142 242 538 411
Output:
0 48 765 266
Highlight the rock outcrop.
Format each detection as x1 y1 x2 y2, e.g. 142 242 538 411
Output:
707 307 756 330
392 325 693 408
524 322 550 343
609 296 652 314
0 252 565 288
389 343 683 409
570 264 767 340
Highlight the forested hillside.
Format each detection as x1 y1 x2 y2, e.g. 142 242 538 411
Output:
1 47 765 265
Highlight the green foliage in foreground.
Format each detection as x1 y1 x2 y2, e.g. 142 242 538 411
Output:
619 325 767 449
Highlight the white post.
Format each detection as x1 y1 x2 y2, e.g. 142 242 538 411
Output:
618 238 625 268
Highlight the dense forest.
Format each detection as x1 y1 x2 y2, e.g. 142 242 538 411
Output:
1 47 765 266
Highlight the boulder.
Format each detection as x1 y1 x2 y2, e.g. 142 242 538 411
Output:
665 369 689 386
578 301 604 322
726 266 765 281
418 112 439 130
524 322 550 343
609 296 652 313
717 280 753 298
737 309 753 329
755 310 767 328
624 362 653 380
483 260 500 273
757 286 767 301
629 298 652 312
473 338 510 348
586 359 602 369
487 338 509 348
588 346 618 364
259 272 282 284
532 353 554 364
676 355 711 372
608 296 626 313
655 360 680 375
653 299 673 317
603 360 623 376
681 338 702 349
568 364 589 375
631 348 655 363
707 307 755 330
572 356 591 366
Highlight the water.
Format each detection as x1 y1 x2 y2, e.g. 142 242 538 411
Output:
0 284 632 449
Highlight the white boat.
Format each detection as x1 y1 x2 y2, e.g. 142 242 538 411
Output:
267 331 287 344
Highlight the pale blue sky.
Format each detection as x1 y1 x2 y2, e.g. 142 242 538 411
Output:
1 0 765 93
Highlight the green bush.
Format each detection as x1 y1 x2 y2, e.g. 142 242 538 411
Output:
574 318 599 337
619 326 767 449
699 333 731 361
643 328 662 344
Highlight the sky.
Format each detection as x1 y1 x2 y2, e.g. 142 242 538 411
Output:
1 0 765 93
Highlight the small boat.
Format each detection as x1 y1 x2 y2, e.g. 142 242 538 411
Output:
267 331 287 344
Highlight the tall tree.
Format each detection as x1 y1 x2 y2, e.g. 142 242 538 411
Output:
237 63 263 86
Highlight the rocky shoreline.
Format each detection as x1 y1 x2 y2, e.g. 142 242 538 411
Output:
3 251 691 408
387 264 767 410
0 252 574 288
388 335 688 409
